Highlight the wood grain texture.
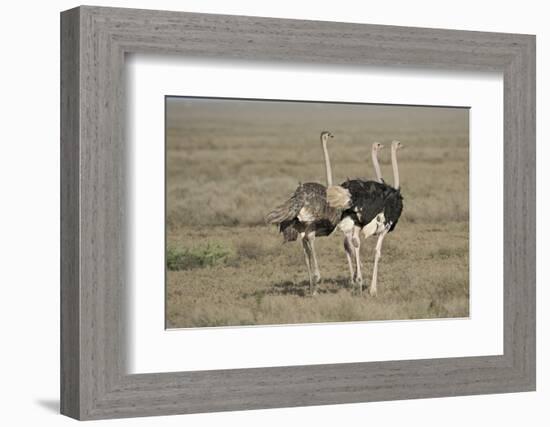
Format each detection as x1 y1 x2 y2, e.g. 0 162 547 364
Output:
60 7 80 419
60 5 536 420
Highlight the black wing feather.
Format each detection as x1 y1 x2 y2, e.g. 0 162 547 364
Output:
341 179 403 232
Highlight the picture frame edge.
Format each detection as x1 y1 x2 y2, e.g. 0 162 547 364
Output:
60 5 536 420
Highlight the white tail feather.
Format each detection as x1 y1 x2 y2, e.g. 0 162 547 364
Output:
326 185 351 209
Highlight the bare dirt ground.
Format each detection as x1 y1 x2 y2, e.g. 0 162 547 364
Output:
166 98 469 328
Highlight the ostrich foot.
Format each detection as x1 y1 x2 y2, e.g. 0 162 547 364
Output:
353 277 363 296
309 277 320 297
307 284 318 297
368 286 377 297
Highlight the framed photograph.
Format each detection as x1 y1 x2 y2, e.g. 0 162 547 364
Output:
61 6 535 420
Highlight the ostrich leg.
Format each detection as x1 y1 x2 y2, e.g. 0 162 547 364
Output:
369 228 389 297
343 234 355 287
352 226 363 295
301 235 314 293
307 232 321 295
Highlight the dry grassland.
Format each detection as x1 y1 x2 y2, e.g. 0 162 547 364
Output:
166 98 469 328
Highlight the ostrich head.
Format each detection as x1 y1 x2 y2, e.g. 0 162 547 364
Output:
372 141 384 152
320 131 334 141
392 140 403 150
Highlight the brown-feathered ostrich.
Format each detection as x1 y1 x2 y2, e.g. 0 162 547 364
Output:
328 140 404 296
266 131 341 295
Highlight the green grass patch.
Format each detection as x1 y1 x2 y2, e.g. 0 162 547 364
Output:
167 243 231 271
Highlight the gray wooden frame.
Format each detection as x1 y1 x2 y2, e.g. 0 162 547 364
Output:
60 5 536 420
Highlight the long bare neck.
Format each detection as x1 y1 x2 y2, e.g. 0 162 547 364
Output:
321 137 333 186
391 146 400 189
371 148 383 183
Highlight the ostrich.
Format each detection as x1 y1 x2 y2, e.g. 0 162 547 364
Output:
266 131 341 295
340 142 384 287
328 140 403 296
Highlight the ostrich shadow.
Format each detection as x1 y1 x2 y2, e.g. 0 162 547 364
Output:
246 277 350 298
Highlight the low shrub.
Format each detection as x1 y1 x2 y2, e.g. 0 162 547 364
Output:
167 243 230 271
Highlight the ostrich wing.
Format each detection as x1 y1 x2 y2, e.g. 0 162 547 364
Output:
297 182 333 221
384 190 404 232
342 180 392 227
267 182 340 241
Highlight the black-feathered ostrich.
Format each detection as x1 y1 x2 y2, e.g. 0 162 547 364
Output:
339 142 385 286
328 140 404 296
266 131 341 295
